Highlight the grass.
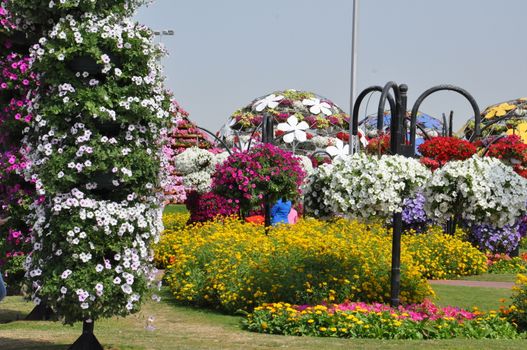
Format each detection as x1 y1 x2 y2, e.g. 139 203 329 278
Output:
458 273 517 283
1 286 526 350
431 284 511 311
162 204 187 214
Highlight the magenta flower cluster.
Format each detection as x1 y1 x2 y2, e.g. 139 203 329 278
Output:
0 1 16 33
0 51 39 136
334 299 477 321
185 190 239 224
0 5 39 287
308 299 477 322
212 143 305 214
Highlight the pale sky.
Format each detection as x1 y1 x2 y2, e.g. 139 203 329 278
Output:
136 0 526 133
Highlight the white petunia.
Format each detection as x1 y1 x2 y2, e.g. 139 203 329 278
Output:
121 284 133 294
61 269 72 279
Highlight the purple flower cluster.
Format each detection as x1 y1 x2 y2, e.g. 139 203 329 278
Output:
402 193 429 232
470 223 521 255
517 215 527 239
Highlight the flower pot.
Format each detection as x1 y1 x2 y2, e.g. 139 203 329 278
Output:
91 172 115 191
93 120 122 138
67 55 103 74
87 172 128 202
0 90 14 105
0 31 33 52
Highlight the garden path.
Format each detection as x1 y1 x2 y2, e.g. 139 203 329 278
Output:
429 280 514 289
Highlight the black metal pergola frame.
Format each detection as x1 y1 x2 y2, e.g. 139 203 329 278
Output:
351 81 481 306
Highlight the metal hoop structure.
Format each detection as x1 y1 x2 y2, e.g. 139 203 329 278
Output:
410 85 481 145
350 81 481 307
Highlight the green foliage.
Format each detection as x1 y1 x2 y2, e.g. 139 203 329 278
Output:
488 257 527 274
7 0 148 26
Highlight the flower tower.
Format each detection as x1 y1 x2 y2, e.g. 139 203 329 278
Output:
163 101 212 204
9 0 172 348
0 0 38 293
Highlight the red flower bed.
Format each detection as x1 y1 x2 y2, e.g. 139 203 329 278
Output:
485 135 527 178
418 136 476 169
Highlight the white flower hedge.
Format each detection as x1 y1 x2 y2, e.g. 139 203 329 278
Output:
304 153 430 220
303 162 334 217
20 0 171 325
424 156 527 227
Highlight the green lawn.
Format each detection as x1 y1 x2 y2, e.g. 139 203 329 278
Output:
432 284 511 311
163 204 187 214
1 286 526 350
458 273 517 283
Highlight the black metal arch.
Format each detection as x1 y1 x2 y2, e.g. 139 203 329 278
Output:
377 82 402 131
481 134 508 157
195 126 233 156
409 85 481 146
311 150 333 159
352 85 396 136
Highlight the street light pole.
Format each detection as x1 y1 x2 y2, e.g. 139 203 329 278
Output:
153 29 175 42
349 0 359 154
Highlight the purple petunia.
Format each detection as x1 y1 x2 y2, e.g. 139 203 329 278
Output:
470 223 522 255
401 193 429 232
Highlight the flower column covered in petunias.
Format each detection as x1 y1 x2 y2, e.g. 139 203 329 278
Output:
14 0 171 328
0 0 40 292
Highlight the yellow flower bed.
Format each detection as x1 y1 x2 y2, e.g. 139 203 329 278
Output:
508 273 527 330
402 227 488 279
162 212 190 230
162 218 434 313
158 217 488 313
153 212 191 268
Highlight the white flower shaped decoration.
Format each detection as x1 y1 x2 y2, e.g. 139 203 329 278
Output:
253 94 284 112
326 139 350 158
302 98 332 115
358 127 369 147
277 115 309 143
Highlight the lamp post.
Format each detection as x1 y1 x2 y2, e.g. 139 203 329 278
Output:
153 29 175 37
153 29 175 46
348 0 359 154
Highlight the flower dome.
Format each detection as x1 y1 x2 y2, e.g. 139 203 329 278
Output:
461 97 527 142
359 111 445 152
218 89 351 156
